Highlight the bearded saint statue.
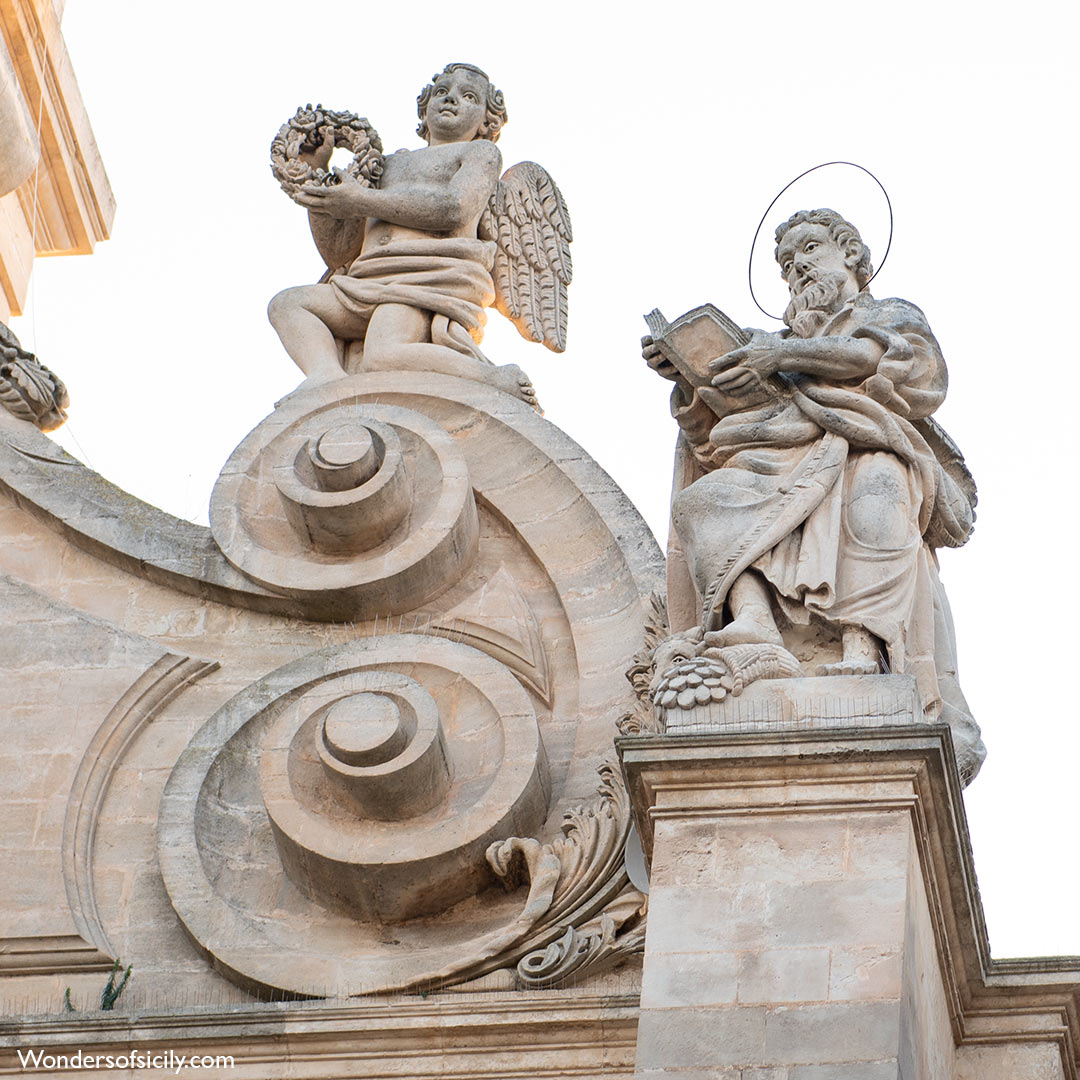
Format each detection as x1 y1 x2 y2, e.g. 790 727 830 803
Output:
645 208 985 782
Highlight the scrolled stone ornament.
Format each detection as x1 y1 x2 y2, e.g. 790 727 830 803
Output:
158 634 560 993
270 104 384 198
0 323 68 432
514 888 647 989
209 394 478 619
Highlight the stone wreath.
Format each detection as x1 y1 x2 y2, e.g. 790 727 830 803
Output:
270 105 384 198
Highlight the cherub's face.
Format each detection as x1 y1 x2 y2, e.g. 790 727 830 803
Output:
777 222 857 298
424 69 489 144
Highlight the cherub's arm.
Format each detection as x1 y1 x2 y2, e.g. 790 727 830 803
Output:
307 211 366 272
295 141 502 232
291 127 367 271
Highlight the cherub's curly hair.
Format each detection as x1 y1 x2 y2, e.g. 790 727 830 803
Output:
416 63 507 144
775 208 874 287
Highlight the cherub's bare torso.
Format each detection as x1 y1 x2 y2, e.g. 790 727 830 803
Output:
361 142 498 250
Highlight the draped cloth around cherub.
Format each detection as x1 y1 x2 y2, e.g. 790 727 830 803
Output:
668 293 976 734
330 236 497 361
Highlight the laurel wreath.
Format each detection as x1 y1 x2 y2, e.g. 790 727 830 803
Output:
270 106 384 198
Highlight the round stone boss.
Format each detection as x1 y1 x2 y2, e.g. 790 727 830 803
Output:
209 398 478 618
308 422 381 492
321 691 407 765
158 634 551 991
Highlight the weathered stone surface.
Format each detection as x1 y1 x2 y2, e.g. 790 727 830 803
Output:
621 724 1080 1079
955 1043 1067 1079
0 342 662 1010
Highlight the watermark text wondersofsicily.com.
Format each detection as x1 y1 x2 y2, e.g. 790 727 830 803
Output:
16 1048 234 1072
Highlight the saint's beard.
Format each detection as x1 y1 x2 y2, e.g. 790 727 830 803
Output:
782 268 849 338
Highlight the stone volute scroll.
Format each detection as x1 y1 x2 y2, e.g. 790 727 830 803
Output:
157 364 663 994
143 60 650 996
640 206 986 783
0 62 658 1006
209 396 479 618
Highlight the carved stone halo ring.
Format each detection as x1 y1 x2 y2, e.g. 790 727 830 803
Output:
747 161 894 322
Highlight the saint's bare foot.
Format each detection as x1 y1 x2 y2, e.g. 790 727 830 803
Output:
702 617 784 649
817 658 880 676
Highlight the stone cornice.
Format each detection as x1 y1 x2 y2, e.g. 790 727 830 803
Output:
0 992 640 1077
0 935 112 977
0 0 114 316
618 726 1080 1079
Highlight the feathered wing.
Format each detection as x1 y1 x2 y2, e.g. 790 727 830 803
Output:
478 161 573 352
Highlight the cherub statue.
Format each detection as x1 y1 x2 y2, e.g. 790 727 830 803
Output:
268 63 572 404
643 208 986 781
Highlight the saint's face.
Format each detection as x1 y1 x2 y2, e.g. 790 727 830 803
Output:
424 69 489 144
777 222 855 298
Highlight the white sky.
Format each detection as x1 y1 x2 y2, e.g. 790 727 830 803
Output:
12 1 1080 959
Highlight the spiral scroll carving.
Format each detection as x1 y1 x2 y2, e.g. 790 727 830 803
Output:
159 634 554 991
209 399 478 619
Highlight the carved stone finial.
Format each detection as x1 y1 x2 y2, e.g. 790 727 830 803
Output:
0 323 69 431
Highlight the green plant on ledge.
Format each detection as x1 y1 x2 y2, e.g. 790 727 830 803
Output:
63 958 133 1013
100 958 132 1010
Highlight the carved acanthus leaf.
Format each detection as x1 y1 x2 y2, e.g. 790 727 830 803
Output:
0 324 68 432
625 590 669 701
617 590 668 735
516 888 647 989
616 698 662 737
483 758 632 957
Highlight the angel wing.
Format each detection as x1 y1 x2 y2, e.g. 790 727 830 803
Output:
478 161 573 352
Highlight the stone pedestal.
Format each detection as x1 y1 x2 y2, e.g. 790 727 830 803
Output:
619 676 1076 1079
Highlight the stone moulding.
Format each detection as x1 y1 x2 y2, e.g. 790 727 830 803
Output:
618 726 1080 1079
0 992 640 1079
0 935 112 977
61 651 219 957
